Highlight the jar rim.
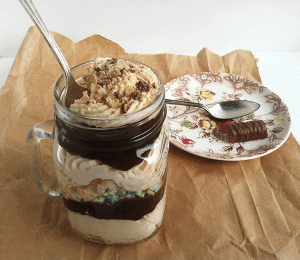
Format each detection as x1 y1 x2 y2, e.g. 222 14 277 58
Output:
53 58 165 127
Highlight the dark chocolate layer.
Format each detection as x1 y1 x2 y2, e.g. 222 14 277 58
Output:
56 105 166 171
63 179 166 221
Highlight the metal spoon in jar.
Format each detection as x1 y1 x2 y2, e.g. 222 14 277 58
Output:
165 99 260 119
19 0 88 108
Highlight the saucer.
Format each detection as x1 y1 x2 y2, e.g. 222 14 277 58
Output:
165 72 291 160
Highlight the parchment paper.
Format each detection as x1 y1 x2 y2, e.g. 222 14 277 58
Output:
1 26 300 260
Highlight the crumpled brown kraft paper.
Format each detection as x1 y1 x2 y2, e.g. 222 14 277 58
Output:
1 26 300 260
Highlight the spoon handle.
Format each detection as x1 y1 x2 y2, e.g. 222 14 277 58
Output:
19 0 72 81
165 99 206 109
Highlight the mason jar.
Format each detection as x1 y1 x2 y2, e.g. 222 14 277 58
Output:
26 59 169 245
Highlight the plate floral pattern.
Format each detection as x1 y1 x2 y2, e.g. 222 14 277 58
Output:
165 72 291 161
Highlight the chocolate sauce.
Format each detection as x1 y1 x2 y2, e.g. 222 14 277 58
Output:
56 105 167 171
63 179 166 221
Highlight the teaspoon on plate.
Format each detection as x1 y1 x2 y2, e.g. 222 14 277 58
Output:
165 99 260 119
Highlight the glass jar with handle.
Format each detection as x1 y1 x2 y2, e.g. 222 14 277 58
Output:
26 59 169 244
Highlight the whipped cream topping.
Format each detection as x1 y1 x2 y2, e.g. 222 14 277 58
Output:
56 129 165 192
70 58 159 118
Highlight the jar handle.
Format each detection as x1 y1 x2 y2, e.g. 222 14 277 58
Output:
26 119 61 197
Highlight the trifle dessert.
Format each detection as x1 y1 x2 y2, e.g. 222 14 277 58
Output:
52 58 169 244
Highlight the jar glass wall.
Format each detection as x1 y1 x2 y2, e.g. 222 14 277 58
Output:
52 120 168 244
50 59 169 244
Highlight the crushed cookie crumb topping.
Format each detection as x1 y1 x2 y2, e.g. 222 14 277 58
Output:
70 58 159 117
133 92 142 99
114 92 124 99
136 81 150 92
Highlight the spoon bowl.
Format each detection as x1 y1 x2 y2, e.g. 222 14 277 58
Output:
165 99 260 119
19 0 87 108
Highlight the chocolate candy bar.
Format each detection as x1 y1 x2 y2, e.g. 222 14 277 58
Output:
214 120 268 143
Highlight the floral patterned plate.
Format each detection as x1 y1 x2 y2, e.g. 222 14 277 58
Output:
165 72 291 160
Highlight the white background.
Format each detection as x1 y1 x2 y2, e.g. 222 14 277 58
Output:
0 0 300 141
1 0 300 56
